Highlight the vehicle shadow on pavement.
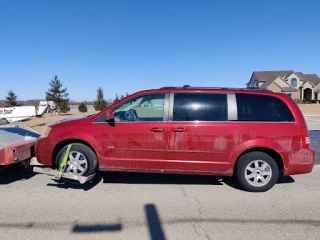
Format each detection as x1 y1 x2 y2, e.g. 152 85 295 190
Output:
277 176 295 184
0 167 36 184
102 171 224 186
45 171 225 191
102 172 295 190
222 175 295 191
45 171 295 192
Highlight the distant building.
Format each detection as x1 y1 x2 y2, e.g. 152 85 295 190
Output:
246 71 320 102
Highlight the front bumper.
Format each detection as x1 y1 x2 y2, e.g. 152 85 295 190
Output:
35 137 53 166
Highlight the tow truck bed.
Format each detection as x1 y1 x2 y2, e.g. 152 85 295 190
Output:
0 126 40 166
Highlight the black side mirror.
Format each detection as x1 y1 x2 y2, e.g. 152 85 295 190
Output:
105 110 114 121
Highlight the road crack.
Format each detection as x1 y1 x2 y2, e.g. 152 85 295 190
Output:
179 185 188 198
191 195 211 239
192 195 205 216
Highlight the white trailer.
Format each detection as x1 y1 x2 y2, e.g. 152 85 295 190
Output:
0 101 56 124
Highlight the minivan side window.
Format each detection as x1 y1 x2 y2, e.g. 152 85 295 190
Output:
173 93 227 121
236 93 294 122
113 93 165 122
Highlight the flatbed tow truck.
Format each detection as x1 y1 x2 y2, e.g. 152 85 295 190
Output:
0 125 40 168
1 125 95 184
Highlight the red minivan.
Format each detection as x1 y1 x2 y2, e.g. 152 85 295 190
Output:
35 87 315 192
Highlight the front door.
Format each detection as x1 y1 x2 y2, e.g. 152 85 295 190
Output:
166 92 237 174
102 92 170 171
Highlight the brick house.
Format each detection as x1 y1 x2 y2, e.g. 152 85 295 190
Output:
246 71 320 102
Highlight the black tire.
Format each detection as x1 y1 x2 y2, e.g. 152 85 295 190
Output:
55 143 97 177
235 152 279 192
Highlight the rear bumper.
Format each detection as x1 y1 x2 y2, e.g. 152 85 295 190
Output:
284 148 316 175
35 137 53 167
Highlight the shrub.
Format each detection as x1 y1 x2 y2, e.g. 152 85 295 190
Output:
78 103 88 112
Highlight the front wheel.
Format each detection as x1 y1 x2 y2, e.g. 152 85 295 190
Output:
55 143 97 177
235 152 279 192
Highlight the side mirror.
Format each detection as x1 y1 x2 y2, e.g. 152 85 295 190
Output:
105 110 114 121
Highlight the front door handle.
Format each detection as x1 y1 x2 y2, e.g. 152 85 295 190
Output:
150 128 164 132
171 128 186 132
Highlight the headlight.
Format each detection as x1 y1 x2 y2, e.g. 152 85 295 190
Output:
41 126 51 138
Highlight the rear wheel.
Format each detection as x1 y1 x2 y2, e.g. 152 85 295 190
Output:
236 152 279 192
55 143 97 177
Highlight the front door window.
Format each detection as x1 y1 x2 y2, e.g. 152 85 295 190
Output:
113 93 165 122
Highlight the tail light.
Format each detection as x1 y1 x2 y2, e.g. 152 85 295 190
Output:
301 127 310 149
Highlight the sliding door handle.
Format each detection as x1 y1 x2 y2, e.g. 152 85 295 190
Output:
149 128 164 132
171 128 186 132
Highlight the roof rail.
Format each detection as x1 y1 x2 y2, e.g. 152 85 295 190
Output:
160 85 270 91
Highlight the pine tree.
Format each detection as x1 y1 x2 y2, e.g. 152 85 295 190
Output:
93 87 108 111
113 94 120 103
45 75 70 113
5 90 22 107
120 94 124 99
126 92 129 97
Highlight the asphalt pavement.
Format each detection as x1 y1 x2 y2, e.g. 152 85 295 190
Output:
0 167 319 240
0 119 319 240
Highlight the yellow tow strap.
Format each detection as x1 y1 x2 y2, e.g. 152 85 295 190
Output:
57 144 72 180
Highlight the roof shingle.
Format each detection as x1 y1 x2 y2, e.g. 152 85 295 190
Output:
299 74 320 86
254 71 293 81
259 77 278 89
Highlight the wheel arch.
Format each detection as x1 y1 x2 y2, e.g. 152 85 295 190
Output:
234 147 284 176
52 138 98 169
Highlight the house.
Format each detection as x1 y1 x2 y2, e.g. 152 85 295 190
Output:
246 71 320 102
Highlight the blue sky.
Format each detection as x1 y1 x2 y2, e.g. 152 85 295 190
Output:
1 0 319 102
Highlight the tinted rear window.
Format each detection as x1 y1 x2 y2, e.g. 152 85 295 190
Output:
236 94 294 122
173 93 227 121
